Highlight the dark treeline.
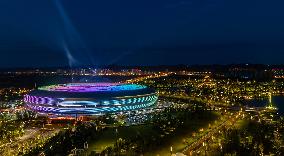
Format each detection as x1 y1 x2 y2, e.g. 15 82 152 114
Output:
221 119 284 155
23 122 99 156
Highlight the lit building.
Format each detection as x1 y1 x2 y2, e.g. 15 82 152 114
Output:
24 83 157 117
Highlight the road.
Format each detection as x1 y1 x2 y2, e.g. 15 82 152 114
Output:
182 111 242 155
0 127 61 156
18 128 38 141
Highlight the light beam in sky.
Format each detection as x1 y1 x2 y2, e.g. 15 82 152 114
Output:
54 0 95 66
63 42 78 67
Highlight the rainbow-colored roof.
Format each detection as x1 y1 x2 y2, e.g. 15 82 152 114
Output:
38 83 146 92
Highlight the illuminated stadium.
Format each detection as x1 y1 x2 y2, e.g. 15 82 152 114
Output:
24 83 158 117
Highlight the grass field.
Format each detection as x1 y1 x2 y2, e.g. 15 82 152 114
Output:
87 111 220 155
87 125 158 154
144 112 220 156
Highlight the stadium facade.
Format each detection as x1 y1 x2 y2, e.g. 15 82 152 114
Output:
24 83 158 117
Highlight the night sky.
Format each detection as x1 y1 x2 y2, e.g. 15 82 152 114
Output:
1 0 284 67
